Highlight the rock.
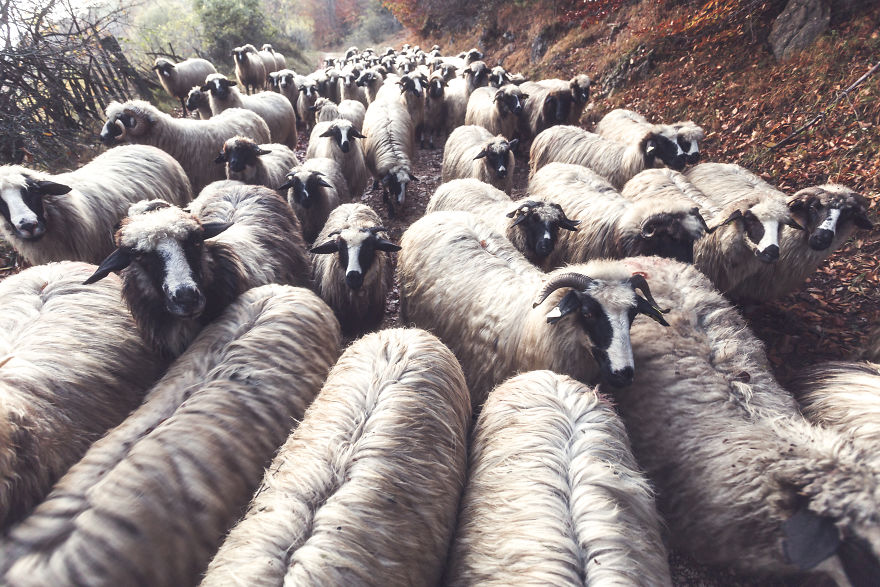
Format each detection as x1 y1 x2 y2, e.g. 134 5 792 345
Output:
769 0 831 60
531 33 548 63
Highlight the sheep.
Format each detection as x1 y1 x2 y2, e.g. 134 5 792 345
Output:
309 203 400 336
443 76 470 136
528 163 709 267
280 157 347 243
375 74 426 132
362 99 417 217
535 74 591 124
270 45 287 71
84 183 311 358
198 327 470 587
0 284 341 587
444 370 671 586
465 84 528 140
463 60 491 95
185 85 213 119
355 68 384 104
339 67 368 105
421 70 447 149
427 178 578 265
464 48 484 65
0 145 192 266
517 80 574 142
608 254 880 584
274 69 300 117
0 261 166 529
322 67 343 104
442 125 517 195
258 43 279 80
152 57 217 113
398 211 671 407
790 361 880 450
100 99 270 193
214 136 300 193
724 184 872 302
684 162 804 294
306 119 369 200
487 65 511 88
595 108 697 168
673 120 706 164
202 73 297 149
310 97 366 132
232 44 266 94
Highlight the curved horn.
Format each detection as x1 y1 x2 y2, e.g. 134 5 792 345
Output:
532 272 593 308
692 208 714 234
367 226 387 234
629 273 668 314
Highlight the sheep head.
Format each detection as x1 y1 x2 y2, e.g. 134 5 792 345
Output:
489 66 511 88
214 136 271 182
381 165 417 206
532 271 669 387
620 202 710 263
101 100 155 144
317 119 365 154
0 168 70 240
185 86 208 112
672 121 705 164
494 85 527 117
474 137 517 180
569 74 591 104
397 74 424 98
505 200 579 259
643 127 687 171
787 184 872 251
542 91 572 127
711 196 803 263
280 169 333 210
310 226 400 289
465 61 490 90
152 58 175 78
202 73 237 100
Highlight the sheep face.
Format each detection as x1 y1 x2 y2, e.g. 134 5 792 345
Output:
382 167 417 207
644 131 687 171
202 74 237 102
152 58 175 79
311 227 400 289
439 64 458 82
622 206 709 263
788 185 872 251
542 92 572 127
185 87 208 112
465 61 490 90
427 76 446 99
267 71 280 90
261 44 274 53
495 87 527 117
278 72 296 90
0 170 70 240
534 273 669 387
474 138 517 180
715 198 802 263
398 74 424 98
300 79 318 99
101 102 153 145
318 120 365 154
465 49 484 64
232 45 256 64
214 137 270 181
84 201 230 318
506 200 579 258
489 66 510 88
673 122 705 164
356 71 378 88
281 170 331 210
569 74 591 104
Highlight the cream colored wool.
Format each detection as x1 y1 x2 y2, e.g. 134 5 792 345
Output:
442 125 515 194
217 136 300 193
465 84 527 139
285 157 346 242
306 119 369 199
153 57 216 104
204 73 297 149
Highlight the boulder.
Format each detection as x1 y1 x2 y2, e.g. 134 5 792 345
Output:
769 0 831 60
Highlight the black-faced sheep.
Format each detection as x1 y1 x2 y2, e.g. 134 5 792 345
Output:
274 69 300 117
311 96 366 132
0 284 341 587
202 73 297 148
725 184 872 302
339 67 368 105
306 119 369 200
84 183 310 357
296 77 320 130
442 125 517 195
463 60 490 94
611 254 880 585
426 178 578 265
684 162 804 294
185 85 213 119
152 57 217 114
198 328 470 587
362 98 417 217
0 145 192 265
445 370 671 586
487 65 511 88
310 203 399 336
595 108 703 168
214 136 300 193
355 68 385 104
529 125 687 189
100 100 271 193
536 74 591 125
232 44 266 94
464 84 528 140
280 157 347 242
517 80 574 143
398 211 670 408
422 70 447 149
0 262 165 529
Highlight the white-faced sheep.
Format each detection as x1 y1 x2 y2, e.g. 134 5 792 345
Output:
0 262 165 529
214 136 300 193
445 370 671 586
610 254 880 584
152 57 217 113
258 44 279 80
306 119 369 200
199 327 470 587
84 183 311 358
297 77 320 130
362 99 417 217
529 125 687 189
185 85 213 119
465 84 529 140
536 74 591 126
426 178 579 265
100 100 270 193
398 211 670 408
442 125 517 195
309 203 399 336
274 69 300 116
0 145 192 265
422 70 447 149
529 163 709 267
725 184 872 302
311 97 366 132
684 162 804 294
0 284 341 587
595 108 702 168
202 73 297 148
232 44 266 94
280 157 347 243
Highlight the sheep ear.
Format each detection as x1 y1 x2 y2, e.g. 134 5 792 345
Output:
202 222 232 239
319 128 335 137
473 150 488 160
782 216 804 230
225 79 237 87
520 93 529 100
711 209 743 230
151 64 161 70
636 296 670 326
374 239 401 252
408 172 419 182
545 290 580 325
34 180 72 195
494 89 504 102
854 212 873 230
84 248 132 284
782 509 840 571
316 178 333 189
509 138 519 151
278 178 295 191
559 218 580 231
214 153 227 164
350 129 366 139
310 239 339 254
308 105 318 111
255 147 272 156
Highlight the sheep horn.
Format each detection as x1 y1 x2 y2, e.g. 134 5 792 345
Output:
367 226 387 234
693 208 714 234
113 118 126 136
532 273 593 308
629 274 669 315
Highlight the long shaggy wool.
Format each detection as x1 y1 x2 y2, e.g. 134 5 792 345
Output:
233 44 266 94
0 146 191 265
464 85 524 139
0 285 341 587
218 137 300 193
445 370 671 586
306 120 369 199
611 255 880 579
537 75 590 125
285 157 346 242
154 57 216 102
0 262 165 529
205 74 297 148
442 125 515 194
362 99 415 181
199 328 470 587
103 100 270 193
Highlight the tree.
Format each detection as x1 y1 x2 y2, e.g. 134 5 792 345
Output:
192 0 277 64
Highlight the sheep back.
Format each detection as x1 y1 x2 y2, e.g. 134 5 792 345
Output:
442 125 515 194
154 57 216 101
362 99 415 179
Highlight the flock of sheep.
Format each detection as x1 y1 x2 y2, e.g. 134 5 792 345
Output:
0 38 878 587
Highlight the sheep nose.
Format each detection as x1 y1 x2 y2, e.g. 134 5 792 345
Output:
809 229 834 251
497 165 507 178
167 287 205 317
535 237 554 257
687 152 701 164
100 123 120 144
17 220 42 239
339 141 350 153
756 244 779 263
606 367 634 388
671 155 687 171
346 271 363 289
